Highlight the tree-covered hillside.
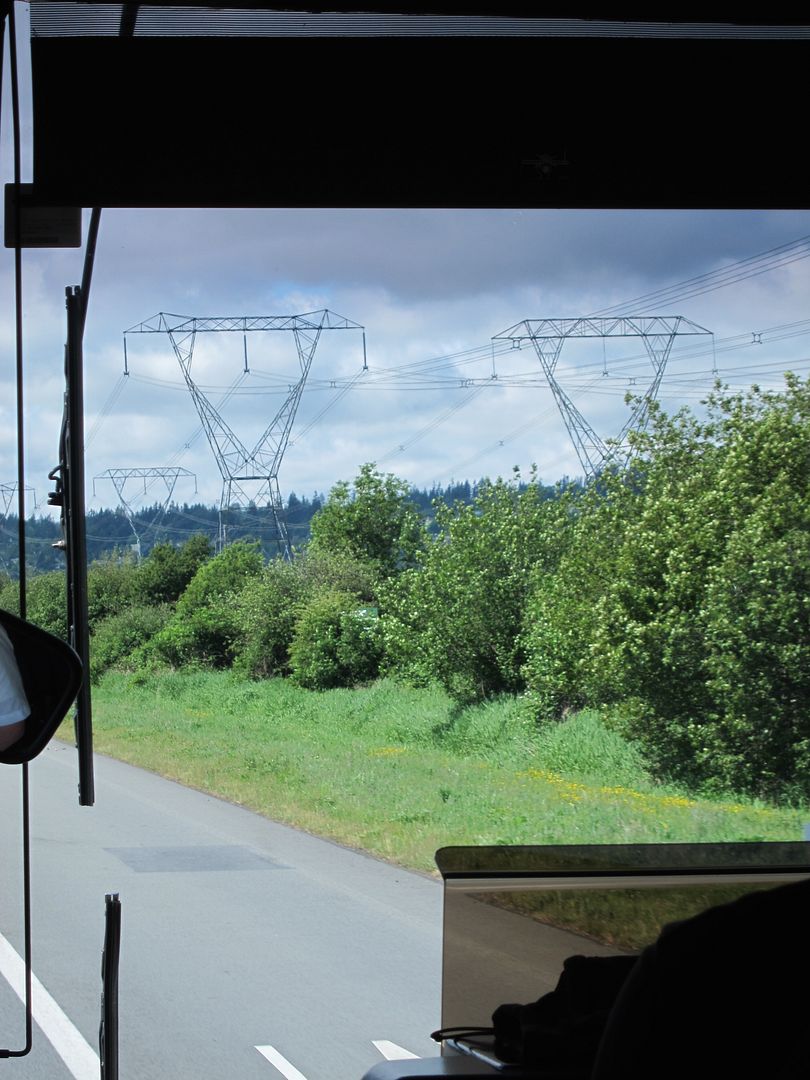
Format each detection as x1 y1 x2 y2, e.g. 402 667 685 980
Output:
1 479 525 575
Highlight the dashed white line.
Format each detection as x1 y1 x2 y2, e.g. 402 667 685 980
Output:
256 1044 310 1080
373 1040 420 1060
0 930 99 1080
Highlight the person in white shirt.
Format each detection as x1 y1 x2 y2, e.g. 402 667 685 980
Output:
0 621 29 752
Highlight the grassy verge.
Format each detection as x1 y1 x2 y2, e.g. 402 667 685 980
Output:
70 669 807 875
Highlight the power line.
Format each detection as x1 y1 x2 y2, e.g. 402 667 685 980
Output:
589 235 810 317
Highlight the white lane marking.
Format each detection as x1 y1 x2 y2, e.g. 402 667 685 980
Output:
373 1040 420 1060
256 1044 310 1080
0 930 99 1080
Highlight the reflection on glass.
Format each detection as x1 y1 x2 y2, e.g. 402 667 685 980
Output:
437 843 810 1029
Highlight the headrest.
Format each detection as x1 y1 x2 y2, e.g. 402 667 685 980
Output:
0 609 83 765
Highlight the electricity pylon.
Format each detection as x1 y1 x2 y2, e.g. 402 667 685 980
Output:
93 467 196 559
124 311 365 555
0 482 36 519
493 316 712 477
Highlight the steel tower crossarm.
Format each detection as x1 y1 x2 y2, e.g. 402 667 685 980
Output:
124 310 364 337
495 316 711 342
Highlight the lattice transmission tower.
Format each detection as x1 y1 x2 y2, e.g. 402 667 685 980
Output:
124 311 365 555
0 482 36 519
493 316 712 477
93 467 197 559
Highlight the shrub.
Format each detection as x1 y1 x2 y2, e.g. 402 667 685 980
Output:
146 541 264 668
146 595 241 668
135 534 212 606
232 548 378 680
175 539 263 614
521 477 634 719
381 471 562 705
289 589 382 690
293 547 378 601
233 558 308 678
9 570 68 638
596 378 810 801
0 576 20 618
87 554 139 629
90 603 172 682
308 463 426 579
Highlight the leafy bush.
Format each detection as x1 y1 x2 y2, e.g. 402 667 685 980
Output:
0 576 19 618
381 471 562 705
292 547 378 601
175 539 263 614
90 603 172 682
289 590 382 690
135 534 212 606
521 478 635 719
233 558 308 678
87 554 139 629
595 378 810 800
232 548 379 679
146 541 264 668
309 463 426 579
0 570 67 638
146 596 241 668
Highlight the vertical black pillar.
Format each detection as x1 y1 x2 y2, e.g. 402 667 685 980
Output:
65 285 94 806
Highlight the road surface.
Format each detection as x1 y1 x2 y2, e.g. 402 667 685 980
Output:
0 741 443 1079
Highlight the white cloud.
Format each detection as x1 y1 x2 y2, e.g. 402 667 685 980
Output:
2 207 810 518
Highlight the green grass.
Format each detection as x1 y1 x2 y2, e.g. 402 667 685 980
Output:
71 670 808 874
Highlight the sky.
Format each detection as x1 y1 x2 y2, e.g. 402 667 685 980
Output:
2 29 810 522
4 206 808 521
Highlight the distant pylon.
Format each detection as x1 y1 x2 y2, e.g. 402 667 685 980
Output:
93 467 196 559
0 482 36 518
493 316 712 477
123 310 365 556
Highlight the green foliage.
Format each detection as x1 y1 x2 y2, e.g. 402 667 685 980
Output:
92 671 806 873
593 377 810 800
700 498 810 799
233 557 308 678
1 570 67 638
90 603 172 682
521 477 636 718
382 470 562 705
87 554 139 629
291 547 378 601
11 377 809 806
134 534 212 606
533 709 651 787
146 541 264 668
308 463 425 578
175 539 263 615
289 589 382 690
0 577 19 619
232 549 377 679
3 557 139 639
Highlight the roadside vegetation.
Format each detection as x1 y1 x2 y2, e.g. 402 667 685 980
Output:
78 672 803 873
9 376 810 866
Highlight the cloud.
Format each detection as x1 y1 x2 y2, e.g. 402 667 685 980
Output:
2 207 810 517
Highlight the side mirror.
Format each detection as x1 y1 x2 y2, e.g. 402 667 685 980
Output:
0 609 83 765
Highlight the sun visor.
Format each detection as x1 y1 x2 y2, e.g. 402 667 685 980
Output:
26 6 810 209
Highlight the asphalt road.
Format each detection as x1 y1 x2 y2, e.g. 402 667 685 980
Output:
0 741 443 1080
